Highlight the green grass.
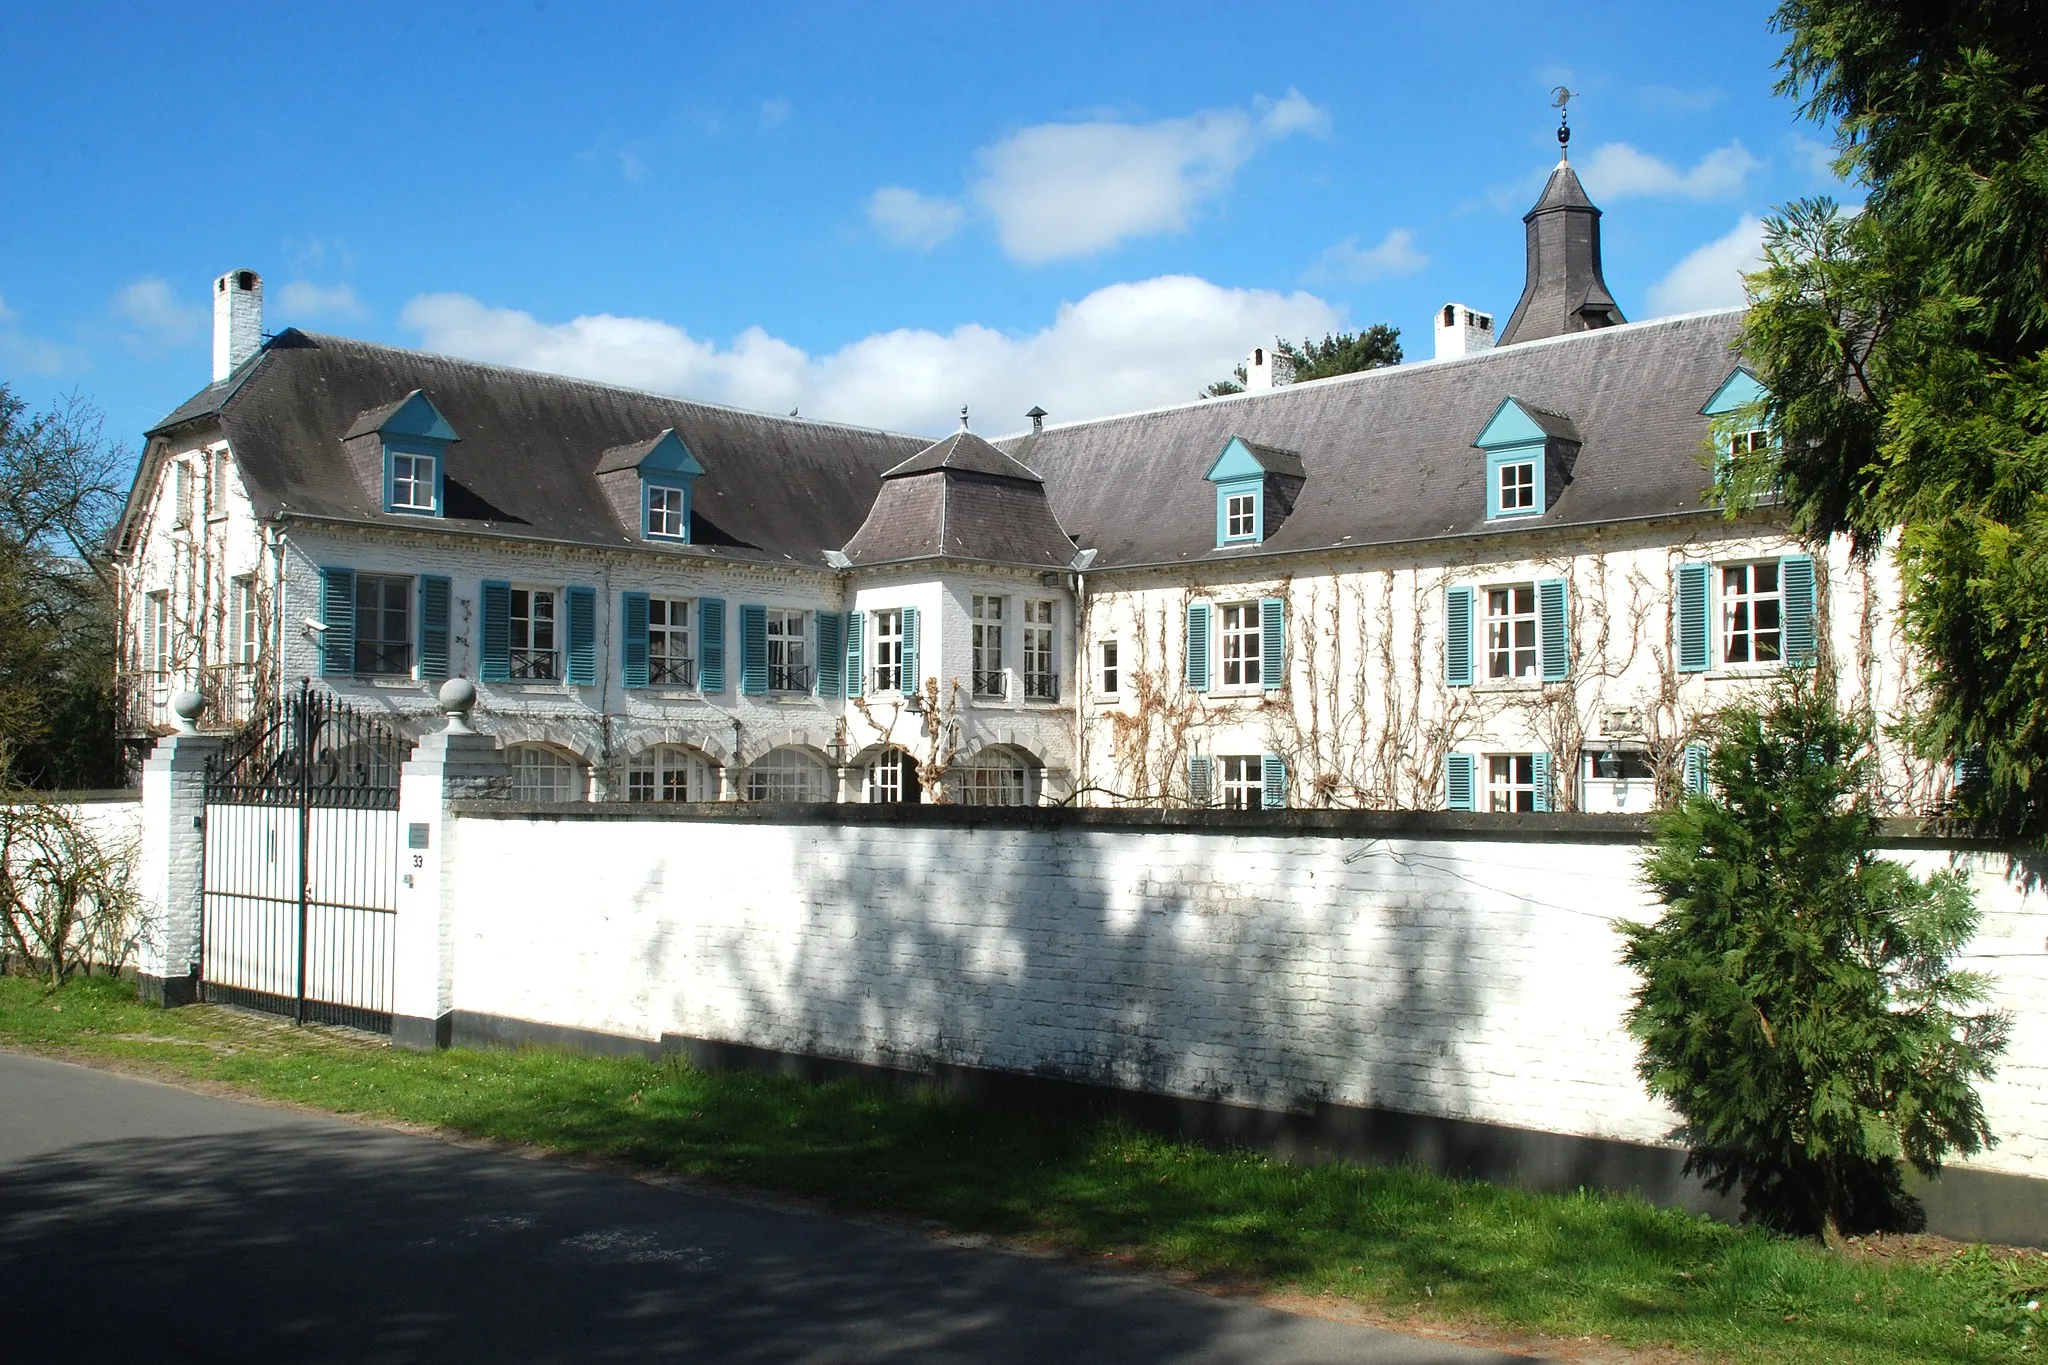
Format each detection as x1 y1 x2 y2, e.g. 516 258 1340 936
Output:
5 974 2044 1363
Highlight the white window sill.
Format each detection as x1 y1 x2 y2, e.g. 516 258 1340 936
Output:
1701 666 1784 682
362 677 426 689
653 690 704 701
1472 678 1544 693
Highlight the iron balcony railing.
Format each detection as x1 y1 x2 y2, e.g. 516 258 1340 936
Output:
1022 670 1059 701
509 647 559 680
768 663 813 693
868 666 903 694
972 669 1007 699
353 641 414 676
649 656 697 687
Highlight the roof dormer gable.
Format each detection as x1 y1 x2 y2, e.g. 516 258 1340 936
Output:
1475 396 1580 521
1205 435 1305 547
596 428 706 542
340 388 459 517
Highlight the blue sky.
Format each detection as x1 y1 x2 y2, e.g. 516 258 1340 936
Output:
0 1 1844 454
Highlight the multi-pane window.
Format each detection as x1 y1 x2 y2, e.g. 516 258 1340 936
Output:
210 449 232 518
972 595 1005 698
872 609 903 692
1728 427 1771 457
766 609 810 691
172 462 194 528
510 745 583 802
1486 755 1538 812
144 592 171 675
1220 603 1262 687
745 746 827 802
390 452 436 512
959 750 1027 806
1022 600 1056 699
354 573 412 675
646 484 686 538
1225 492 1257 539
1099 640 1119 695
509 588 558 680
627 745 716 802
1219 755 1264 810
648 597 693 686
1486 585 1539 680
1721 562 1782 665
232 576 259 667
1498 460 1536 513
867 749 920 804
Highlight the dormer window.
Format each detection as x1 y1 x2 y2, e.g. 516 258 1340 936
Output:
1474 395 1580 522
1702 366 1772 467
1497 459 1536 513
1204 435 1304 549
342 389 458 519
1224 488 1260 541
595 428 705 544
645 483 688 539
390 451 438 513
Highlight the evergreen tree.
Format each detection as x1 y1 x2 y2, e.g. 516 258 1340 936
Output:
1620 676 2010 1242
1202 326 1403 397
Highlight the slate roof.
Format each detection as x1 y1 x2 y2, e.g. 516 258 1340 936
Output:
841 430 1078 569
1500 160 1625 346
996 310 1747 571
881 429 1045 482
1232 439 1307 479
137 330 928 565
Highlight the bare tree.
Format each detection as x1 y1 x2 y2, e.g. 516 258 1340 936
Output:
0 791 138 983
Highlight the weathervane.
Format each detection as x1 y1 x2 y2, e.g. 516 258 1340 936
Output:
959 404 970 431
1551 86 1576 160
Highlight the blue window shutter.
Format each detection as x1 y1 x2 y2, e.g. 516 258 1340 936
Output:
319 566 355 677
697 598 726 692
1444 753 1475 811
1261 754 1287 809
1444 585 1474 687
1185 602 1211 692
1675 563 1710 673
844 611 865 697
564 585 597 685
620 592 649 688
738 604 768 696
418 575 451 681
1531 752 1553 812
1682 741 1710 796
1214 489 1228 546
901 606 921 692
1779 554 1817 665
479 580 510 682
1187 755 1213 806
816 612 844 697
1538 578 1570 682
1259 596 1285 690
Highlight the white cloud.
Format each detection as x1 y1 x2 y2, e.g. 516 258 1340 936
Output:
1646 216 1766 316
1255 87 1331 139
1579 141 1761 200
275 280 366 321
110 277 205 350
1788 134 1843 182
399 275 1342 435
0 293 75 375
1308 228 1428 283
760 98 793 128
867 187 966 251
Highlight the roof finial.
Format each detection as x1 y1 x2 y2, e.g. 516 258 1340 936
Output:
959 404 970 432
1550 86 1575 162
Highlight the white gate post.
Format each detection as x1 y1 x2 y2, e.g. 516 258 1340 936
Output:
135 691 222 1006
392 680 507 1050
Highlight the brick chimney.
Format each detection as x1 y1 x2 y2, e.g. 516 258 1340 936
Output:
213 269 263 382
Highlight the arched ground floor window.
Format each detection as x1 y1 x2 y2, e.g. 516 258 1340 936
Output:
743 746 829 802
508 743 587 802
865 747 922 803
627 744 718 802
956 746 1035 807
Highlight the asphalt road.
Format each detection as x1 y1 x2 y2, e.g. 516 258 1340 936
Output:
0 1050 1534 1364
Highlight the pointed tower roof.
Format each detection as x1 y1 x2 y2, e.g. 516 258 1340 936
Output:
841 424 1079 569
1498 151 1625 346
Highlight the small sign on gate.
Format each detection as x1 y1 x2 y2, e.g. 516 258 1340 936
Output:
408 823 430 849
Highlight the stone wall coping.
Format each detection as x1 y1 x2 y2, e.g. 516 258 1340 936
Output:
0 788 141 805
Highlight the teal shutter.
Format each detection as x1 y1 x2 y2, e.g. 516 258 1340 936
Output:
1682 741 1710 796
620 592 649 688
1531 752 1553 812
479 580 510 682
1537 578 1569 681
1187 755 1213 806
1185 602 1211 692
738 604 768 696
1779 554 1817 665
901 606 920 692
1261 754 1287 809
565 585 597 685
418 575 451 680
1259 596 1285 690
1675 563 1709 673
319 566 355 677
697 598 726 692
815 612 844 697
844 611 865 697
1444 753 1476 811
1444 585 1474 687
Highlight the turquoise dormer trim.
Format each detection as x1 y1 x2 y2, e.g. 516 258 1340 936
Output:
1702 366 1772 468
1206 436 1268 546
630 429 705 543
1475 396 1557 521
365 390 458 518
1702 366 1767 418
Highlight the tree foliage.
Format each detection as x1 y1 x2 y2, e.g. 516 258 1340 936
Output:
1736 1 2048 835
1203 326 1403 397
1620 677 2009 1241
0 384 127 788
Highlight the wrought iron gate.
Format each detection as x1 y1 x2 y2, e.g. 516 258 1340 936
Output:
200 680 409 1031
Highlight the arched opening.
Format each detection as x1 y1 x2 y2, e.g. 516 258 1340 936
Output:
507 743 588 802
955 745 1037 807
743 745 830 803
864 747 922 804
626 744 718 802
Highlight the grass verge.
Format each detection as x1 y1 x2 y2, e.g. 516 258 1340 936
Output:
3 973 2043 1363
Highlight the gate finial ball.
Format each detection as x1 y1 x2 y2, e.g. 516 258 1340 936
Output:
170 691 205 735
438 678 477 735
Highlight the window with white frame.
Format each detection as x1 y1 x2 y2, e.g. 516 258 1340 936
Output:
648 597 693 686
209 449 232 519
1486 585 1539 680
1720 562 1782 665
1486 754 1538 812
645 484 686 538
766 609 810 691
1022 600 1056 699
172 461 194 529
866 748 920 803
1098 639 1119 695
1219 755 1264 809
1727 427 1771 458
354 573 413 675
1225 491 1258 539
627 745 716 802
1219 603 1261 687
509 587 559 679
389 451 437 512
959 748 1028 806
745 746 828 802
872 608 903 692
231 576 259 667
510 745 585 802
972 595 1005 697
1497 459 1536 513
144 592 170 676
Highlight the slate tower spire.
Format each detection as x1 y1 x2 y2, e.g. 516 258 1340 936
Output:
1498 100 1624 346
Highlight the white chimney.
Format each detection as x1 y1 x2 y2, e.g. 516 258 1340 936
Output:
1433 303 1495 361
1244 344 1297 393
213 269 264 382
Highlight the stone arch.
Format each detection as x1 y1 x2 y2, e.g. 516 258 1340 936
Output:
954 741 1042 807
739 743 833 803
504 740 590 802
621 741 721 802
